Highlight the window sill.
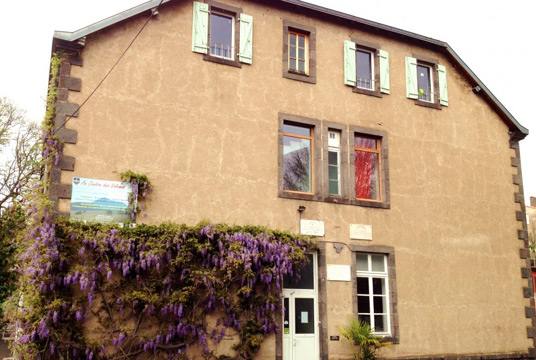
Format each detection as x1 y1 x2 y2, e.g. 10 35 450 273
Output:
283 70 316 84
414 99 441 110
278 190 322 202
203 54 242 68
353 87 382 98
278 192 390 209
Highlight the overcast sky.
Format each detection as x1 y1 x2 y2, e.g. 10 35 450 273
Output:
1 0 535 203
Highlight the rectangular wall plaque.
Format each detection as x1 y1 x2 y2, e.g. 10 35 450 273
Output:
330 335 340 341
350 224 372 240
300 219 325 236
327 264 351 281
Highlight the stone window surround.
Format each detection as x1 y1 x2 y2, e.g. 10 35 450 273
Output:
412 53 441 110
278 113 391 209
203 0 243 68
351 38 382 98
351 244 399 344
282 20 317 84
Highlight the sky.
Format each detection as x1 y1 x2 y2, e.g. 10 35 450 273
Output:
1 0 535 203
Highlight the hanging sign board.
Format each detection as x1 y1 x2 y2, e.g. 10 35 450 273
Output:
70 177 136 224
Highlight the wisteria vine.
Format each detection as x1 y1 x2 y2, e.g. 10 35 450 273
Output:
14 52 314 360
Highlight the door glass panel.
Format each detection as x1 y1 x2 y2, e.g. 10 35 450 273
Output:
283 298 290 334
294 298 314 334
283 254 314 289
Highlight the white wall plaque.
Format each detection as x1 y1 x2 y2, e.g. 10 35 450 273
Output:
350 224 372 240
327 264 351 282
300 219 325 236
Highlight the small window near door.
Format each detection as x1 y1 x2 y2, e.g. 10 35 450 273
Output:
356 253 390 334
283 253 314 289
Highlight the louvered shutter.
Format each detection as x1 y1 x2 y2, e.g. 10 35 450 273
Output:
405 56 418 99
239 13 253 64
344 40 356 86
379 49 390 94
437 64 449 106
192 2 209 54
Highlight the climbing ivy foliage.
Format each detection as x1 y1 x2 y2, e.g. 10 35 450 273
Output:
14 52 314 360
119 171 152 222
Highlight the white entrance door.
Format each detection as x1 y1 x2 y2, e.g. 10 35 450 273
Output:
282 253 319 360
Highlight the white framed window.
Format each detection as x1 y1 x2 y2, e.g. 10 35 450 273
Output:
417 63 433 102
328 130 341 196
356 49 374 90
209 11 235 60
356 253 391 335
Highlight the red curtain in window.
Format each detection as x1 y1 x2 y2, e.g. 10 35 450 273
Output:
355 150 374 199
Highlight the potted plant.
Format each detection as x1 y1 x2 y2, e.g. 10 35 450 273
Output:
338 317 390 360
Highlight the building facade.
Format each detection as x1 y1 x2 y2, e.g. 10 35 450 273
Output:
49 0 532 359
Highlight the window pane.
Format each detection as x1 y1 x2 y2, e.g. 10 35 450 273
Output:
298 60 305 72
356 277 369 294
371 255 385 272
289 59 296 71
356 254 368 271
284 297 290 333
284 124 311 137
417 65 432 101
355 135 377 149
358 295 370 313
283 254 314 289
374 315 386 332
372 278 385 295
359 315 371 327
210 13 233 59
289 45 296 59
328 151 338 167
298 48 305 60
290 33 296 45
294 298 315 334
298 35 305 47
355 150 379 200
283 136 311 192
356 50 372 89
328 164 338 180
373 296 386 313
329 180 339 195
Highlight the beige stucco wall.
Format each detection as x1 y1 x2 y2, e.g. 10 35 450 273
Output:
59 0 531 357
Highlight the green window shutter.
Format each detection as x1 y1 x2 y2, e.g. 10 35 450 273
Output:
344 40 356 86
238 13 253 64
378 49 390 94
192 1 209 54
405 56 418 99
437 64 449 106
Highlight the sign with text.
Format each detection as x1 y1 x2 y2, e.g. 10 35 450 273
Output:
350 224 373 240
300 219 325 236
70 177 136 224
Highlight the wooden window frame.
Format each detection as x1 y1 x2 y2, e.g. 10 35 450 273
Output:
288 31 309 75
282 123 314 195
282 20 316 84
349 126 390 209
278 113 322 201
354 134 382 202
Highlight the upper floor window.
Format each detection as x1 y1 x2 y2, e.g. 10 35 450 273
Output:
405 55 449 108
192 1 253 67
354 134 381 201
344 40 390 96
283 123 314 194
327 130 341 196
209 11 234 60
282 21 316 84
288 31 308 74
